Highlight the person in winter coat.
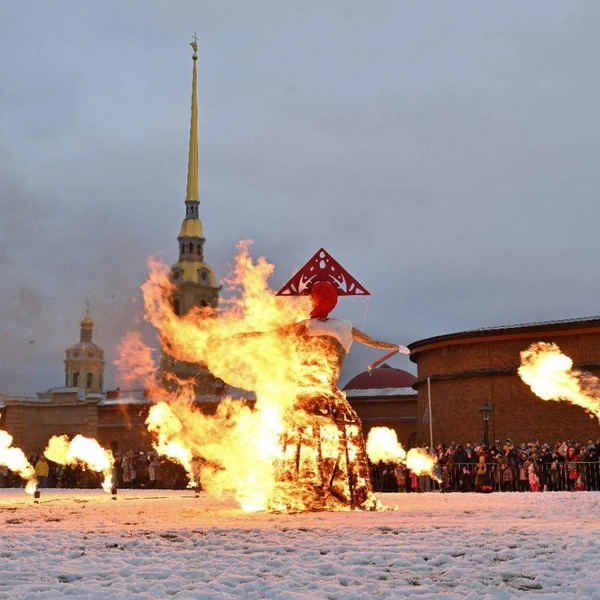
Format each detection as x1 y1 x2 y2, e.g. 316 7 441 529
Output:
537 446 553 491
459 466 474 492
585 447 600 491
34 456 50 488
548 451 565 491
565 445 580 491
501 461 514 492
528 462 540 492
148 456 161 489
475 455 492 492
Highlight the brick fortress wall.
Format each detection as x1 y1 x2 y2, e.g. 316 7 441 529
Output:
409 321 600 446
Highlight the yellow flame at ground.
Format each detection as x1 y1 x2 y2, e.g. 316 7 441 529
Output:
366 427 437 479
0 430 37 494
119 242 379 511
44 434 115 493
519 342 600 422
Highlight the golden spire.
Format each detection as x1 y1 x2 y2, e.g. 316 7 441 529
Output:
186 34 199 201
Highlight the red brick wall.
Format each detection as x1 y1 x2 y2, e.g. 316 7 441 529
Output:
349 398 417 448
411 327 600 446
96 405 153 452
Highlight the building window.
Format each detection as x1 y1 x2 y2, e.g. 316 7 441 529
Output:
200 269 208 281
189 242 194 253
196 245 201 255
180 243 185 255
74 350 79 357
65 373 68 386
87 373 93 388
88 350 94 358
73 372 79 387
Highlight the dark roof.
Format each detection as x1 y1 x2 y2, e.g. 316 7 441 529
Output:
408 315 600 352
343 364 417 390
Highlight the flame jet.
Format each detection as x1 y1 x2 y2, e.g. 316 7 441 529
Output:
519 342 600 422
44 435 115 493
366 427 437 478
0 430 37 494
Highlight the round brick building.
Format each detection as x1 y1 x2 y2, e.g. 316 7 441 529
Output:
344 364 418 447
408 317 600 447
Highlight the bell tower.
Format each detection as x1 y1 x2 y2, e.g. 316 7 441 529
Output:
64 307 105 394
162 37 221 393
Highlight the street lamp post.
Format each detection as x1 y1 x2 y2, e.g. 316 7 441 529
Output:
479 401 493 448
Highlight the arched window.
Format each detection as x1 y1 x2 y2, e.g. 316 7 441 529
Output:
196 245 201 255
180 243 185 255
188 242 194 253
86 373 93 388
73 372 80 387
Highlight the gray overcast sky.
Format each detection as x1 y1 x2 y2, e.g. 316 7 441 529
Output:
1 1 600 396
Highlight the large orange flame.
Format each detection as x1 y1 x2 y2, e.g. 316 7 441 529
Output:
519 342 600 422
118 242 380 511
44 434 115 493
0 430 37 494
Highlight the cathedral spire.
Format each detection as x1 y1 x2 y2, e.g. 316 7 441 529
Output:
186 34 199 202
164 35 221 394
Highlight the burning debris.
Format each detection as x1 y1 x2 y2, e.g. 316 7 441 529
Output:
519 342 600 422
0 429 37 494
44 434 115 493
120 245 409 512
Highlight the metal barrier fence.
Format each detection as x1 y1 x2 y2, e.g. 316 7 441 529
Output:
372 461 600 493
3 461 599 493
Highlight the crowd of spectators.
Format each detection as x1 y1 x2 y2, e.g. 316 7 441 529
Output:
0 450 190 490
373 437 600 493
3 438 600 494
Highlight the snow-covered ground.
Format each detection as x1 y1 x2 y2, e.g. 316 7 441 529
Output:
1 488 599 599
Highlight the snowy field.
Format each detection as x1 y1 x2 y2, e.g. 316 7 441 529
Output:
1 489 599 599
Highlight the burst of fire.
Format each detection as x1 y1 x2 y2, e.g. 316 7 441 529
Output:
405 448 437 477
519 342 600 422
44 434 115 493
0 430 37 494
366 426 406 463
365 427 438 479
118 242 381 511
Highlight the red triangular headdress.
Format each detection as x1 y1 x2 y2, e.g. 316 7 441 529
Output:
276 248 370 296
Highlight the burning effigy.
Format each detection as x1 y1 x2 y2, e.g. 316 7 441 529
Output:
519 342 600 422
119 244 410 511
